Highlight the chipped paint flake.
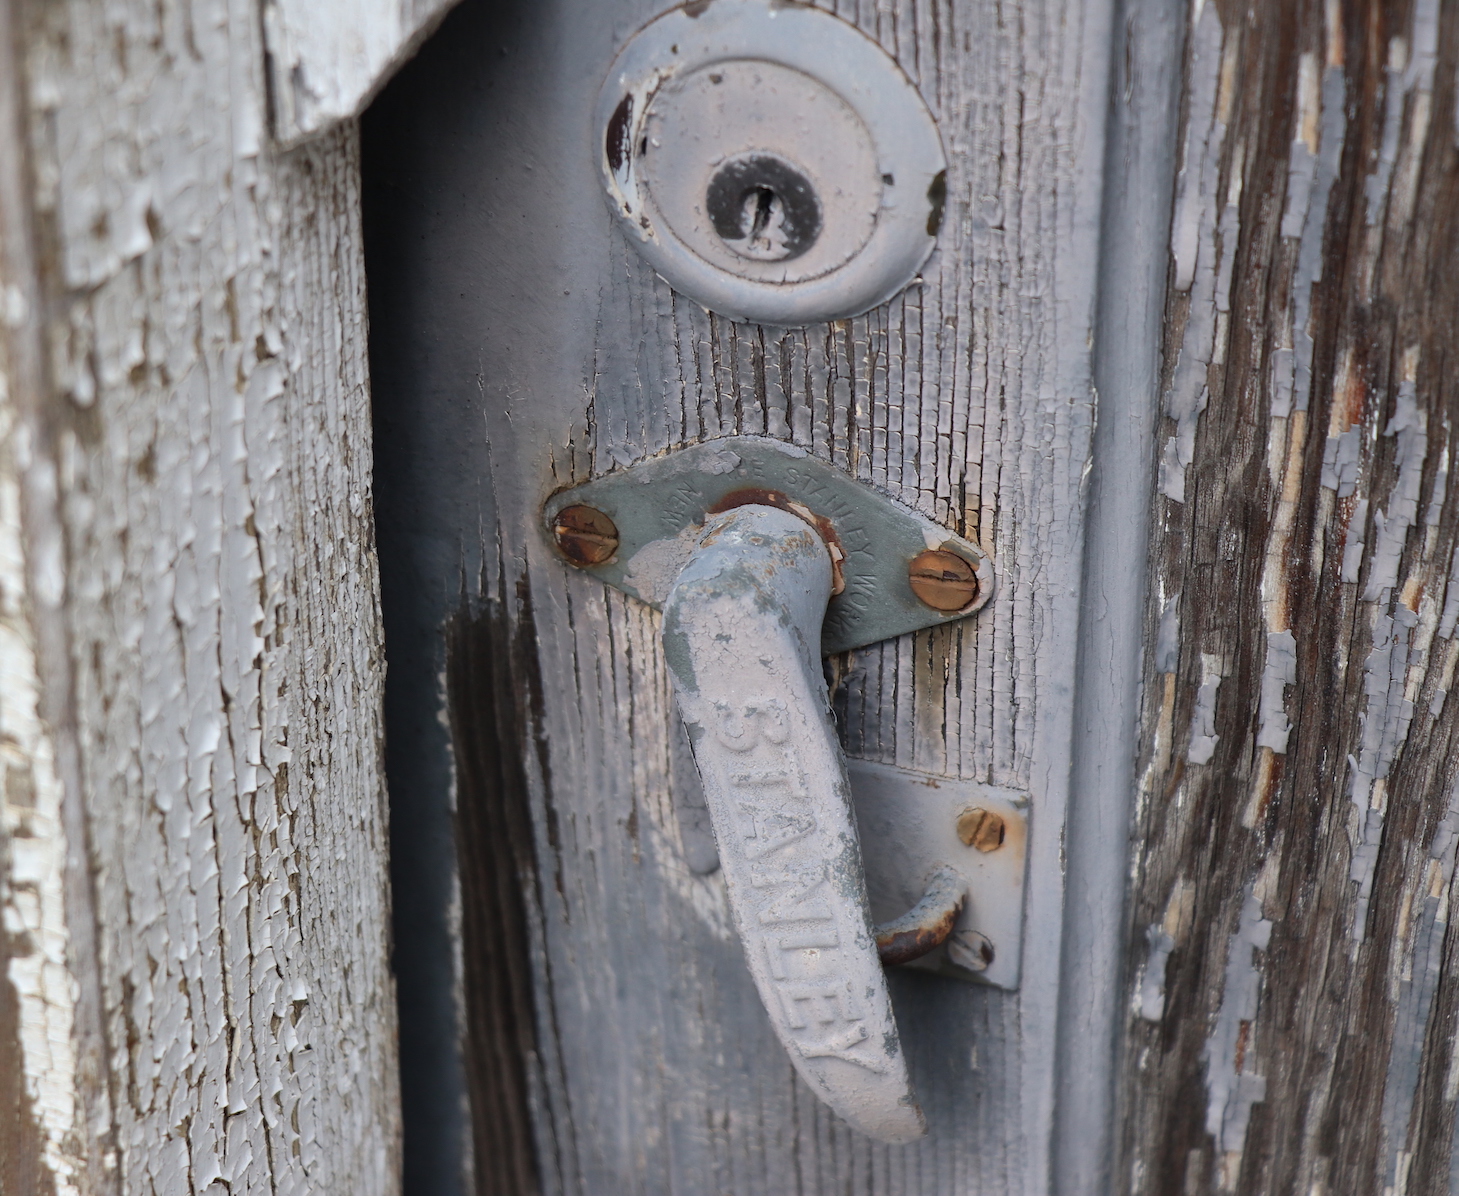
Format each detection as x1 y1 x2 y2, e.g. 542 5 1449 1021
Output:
1364 385 1427 601
1255 631 1297 753
1136 879 1194 1023
1187 653 1224 765
1203 890 1271 1174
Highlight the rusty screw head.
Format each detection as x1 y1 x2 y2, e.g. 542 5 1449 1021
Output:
552 505 619 566
957 806 1006 852
908 549 978 612
947 929 995 974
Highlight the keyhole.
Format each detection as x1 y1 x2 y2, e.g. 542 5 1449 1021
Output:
706 154 821 263
746 186 777 244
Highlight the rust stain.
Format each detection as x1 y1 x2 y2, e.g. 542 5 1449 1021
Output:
876 915 959 967
909 549 979 613
873 864 966 966
956 806 1006 851
708 487 847 593
605 94 633 174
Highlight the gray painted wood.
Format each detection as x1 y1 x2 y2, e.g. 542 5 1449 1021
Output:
0 0 411 1190
365 0 1128 1190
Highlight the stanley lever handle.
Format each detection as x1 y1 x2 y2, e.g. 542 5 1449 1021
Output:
661 504 927 1143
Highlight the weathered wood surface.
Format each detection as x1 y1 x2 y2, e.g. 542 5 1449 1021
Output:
264 0 458 145
365 0 1121 1190
1119 0 1459 1192
0 0 420 1190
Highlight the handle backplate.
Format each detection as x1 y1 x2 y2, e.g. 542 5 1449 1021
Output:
542 436 992 655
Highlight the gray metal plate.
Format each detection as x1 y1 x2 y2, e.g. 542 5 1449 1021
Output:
850 759 1028 991
543 437 993 655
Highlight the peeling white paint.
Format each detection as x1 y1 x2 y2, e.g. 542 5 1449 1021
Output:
1202 889 1272 1171
1136 878 1193 1023
1423 437 1448 528
1136 924 1175 1023
1 0 416 1187
1342 368 1434 946
0 405 85 1192
1156 593 1181 673
1160 4 1227 505
1321 427 1362 495
1343 499 1370 584
1349 598 1421 941
1168 5 1225 293
1187 653 1223 765
1273 62 1346 421
1364 384 1427 601
263 0 458 144
1439 543 1459 640
1279 54 1321 239
1378 781 1458 1192
1256 631 1297 753
1367 0 1439 228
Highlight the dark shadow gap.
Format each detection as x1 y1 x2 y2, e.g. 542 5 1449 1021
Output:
362 0 543 1190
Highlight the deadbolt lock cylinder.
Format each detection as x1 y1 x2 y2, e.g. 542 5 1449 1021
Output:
595 0 947 327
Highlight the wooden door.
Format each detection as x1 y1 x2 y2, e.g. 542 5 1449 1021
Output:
6 0 1457 1192
364 0 1150 1191
366 0 1459 1193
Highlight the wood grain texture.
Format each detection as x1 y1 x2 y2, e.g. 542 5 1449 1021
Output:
0 0 401 1192
1119 0 1459 1191
364 0 1117 1189
445 597 546 1196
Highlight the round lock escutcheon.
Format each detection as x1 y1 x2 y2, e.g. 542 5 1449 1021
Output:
596 0 947 327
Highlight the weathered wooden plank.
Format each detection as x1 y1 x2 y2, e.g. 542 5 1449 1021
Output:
263 0 459 145
0 0 401 1191
0 4 132 1191
365 0 1118 1189
1119 0 1459 1191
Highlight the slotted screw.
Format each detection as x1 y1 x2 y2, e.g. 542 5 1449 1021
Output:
947 929 995 973
908 549 978 612
957 806 1006 852
553 505 619 566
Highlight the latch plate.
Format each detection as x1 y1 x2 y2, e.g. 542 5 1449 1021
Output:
543 437 993 655
850 760 1028 991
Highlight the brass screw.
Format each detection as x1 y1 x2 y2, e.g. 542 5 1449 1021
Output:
957 806 1006 852
908 549 978 612
552 504 619 566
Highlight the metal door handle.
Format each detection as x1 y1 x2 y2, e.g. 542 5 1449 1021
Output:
662 504 947 1143
544 439 1008 1137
